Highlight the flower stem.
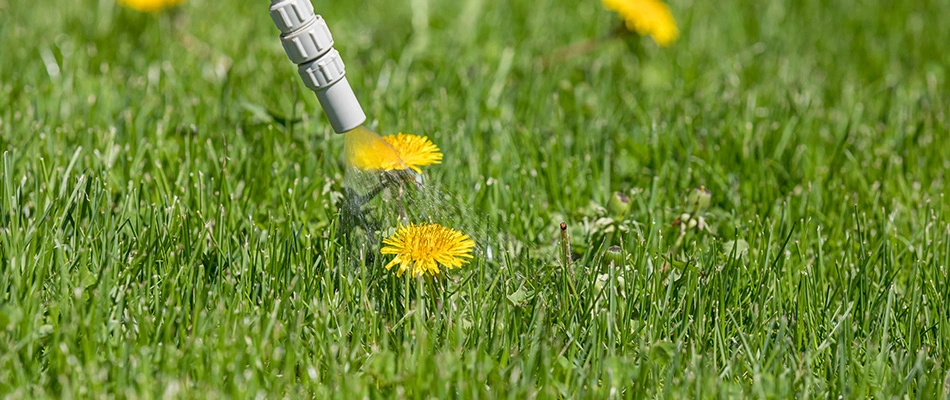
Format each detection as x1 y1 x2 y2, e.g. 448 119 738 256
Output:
560 222 578 296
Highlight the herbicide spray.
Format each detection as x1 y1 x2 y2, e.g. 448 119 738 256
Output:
267 0 496 262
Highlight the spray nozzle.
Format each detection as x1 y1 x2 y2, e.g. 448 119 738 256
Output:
269 0 366 133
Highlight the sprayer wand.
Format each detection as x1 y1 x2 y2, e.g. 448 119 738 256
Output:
269 0 366 133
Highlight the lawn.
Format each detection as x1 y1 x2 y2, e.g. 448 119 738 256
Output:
1 0 949 397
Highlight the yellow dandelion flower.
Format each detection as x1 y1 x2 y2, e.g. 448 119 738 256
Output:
118 0 186 12
344 127 443 173
382 133 443 173
344 126 406 172
602 0 679 47
381 223 475 277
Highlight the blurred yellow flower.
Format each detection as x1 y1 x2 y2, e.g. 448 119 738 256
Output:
602 0 679 46
118 0 186 12
344 126 406 172
382 133 443 173
381 223 475 277
345 128 443 173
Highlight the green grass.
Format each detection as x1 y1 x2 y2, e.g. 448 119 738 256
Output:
2 0 950 397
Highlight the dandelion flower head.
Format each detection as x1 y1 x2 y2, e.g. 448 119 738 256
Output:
118 0 186 12
382 133 443 173
381 223 475 277
602 0 679 46
345 130 443 173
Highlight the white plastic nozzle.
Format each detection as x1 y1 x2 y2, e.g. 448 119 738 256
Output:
299 49 366 132
315 76 366 133
269 0 314 34
270 0 367 134
280 16 334 65
298 48 345 89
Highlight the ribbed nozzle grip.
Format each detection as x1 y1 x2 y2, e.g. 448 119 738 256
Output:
269 0 315 34
280 16 334 64
298 49 346 91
